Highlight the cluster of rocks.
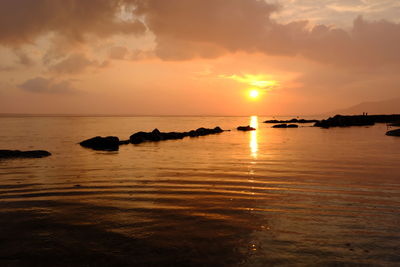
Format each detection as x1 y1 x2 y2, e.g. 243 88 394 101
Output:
314 114 400 128
264 118 319 124
130 127 223 144
315 115 374 128
272 124 298 128
237 126 256 131
80 126 225 151
0 150 51 159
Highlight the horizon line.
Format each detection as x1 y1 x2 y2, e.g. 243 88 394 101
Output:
0 112 325 118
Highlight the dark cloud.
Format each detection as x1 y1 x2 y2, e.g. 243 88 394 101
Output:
14 50 34 66
108 46 129 60
131 0 400 67
1 0 399 69
0 0 145 46
18 77 77 94
0 65 15 72
49 53 98 74
130 49 155 60
133 0 279 60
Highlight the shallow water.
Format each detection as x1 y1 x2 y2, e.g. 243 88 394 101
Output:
0 116 399 266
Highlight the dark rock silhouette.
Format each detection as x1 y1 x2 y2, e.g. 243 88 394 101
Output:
119 140 130 145
129 131 150 144
272 124 299 128
237 126 256 131
314 114 400 128
388 122 400 127
0 150 51 159
81 127 225 149
130 126 225 144
386 129 400 136
264 118 319 123
272 124 287 128
80 136 120 151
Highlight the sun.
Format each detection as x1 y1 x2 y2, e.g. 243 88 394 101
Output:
249 89 260 99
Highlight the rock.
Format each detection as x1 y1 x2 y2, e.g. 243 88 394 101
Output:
80 136 120 151
264 118 319 123
129 131 149 144
165 131 188 140
386 128 400 136
213 126 223 133
272 124 298 128
148 128 163 141
0 150 51 159
237 125 256 131
195 127 210 136
188 130 197 137
273 124 287 128
388 121 400 127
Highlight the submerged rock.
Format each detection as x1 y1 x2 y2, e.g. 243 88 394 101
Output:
273 124 287 128
0 150 51 159
386 129 400 136
237 126 256 131
80 136 120 151
264 118 319 123
272 123 299 128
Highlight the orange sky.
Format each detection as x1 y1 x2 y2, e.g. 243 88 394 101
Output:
0 0 399 115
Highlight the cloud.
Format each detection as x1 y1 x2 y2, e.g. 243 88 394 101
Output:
18 77 77 94
0 65 15 72
49 53 98 74
301 16 400 67
0 0 399 69
14 50 34 66
0 0 146 46
108 46 129 60
133 0 279 60
108 46 155 61
130 0 400 67
130 49 156 60
275 0 400 27
219 74 279 90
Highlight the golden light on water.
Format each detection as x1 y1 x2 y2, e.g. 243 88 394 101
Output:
249 115 258 158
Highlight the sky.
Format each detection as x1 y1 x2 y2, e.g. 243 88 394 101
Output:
0 0 399 115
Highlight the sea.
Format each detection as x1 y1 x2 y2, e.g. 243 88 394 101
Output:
0 116 399 266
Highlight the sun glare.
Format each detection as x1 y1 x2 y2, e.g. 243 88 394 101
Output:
249 89 260 99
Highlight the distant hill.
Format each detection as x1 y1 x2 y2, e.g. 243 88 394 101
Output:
327 97 400 115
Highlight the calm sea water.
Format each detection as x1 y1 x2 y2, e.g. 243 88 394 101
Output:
0 116 399 266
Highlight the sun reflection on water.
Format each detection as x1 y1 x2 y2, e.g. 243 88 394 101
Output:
250 116 258 159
